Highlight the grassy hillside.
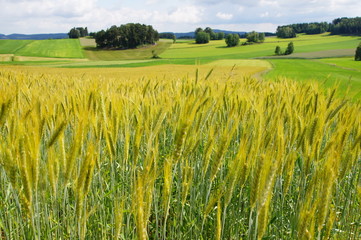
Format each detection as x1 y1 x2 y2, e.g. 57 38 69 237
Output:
265 59 361 98
16 39 84 58
0 40 32 54
83 39 172 61
0 39 84 58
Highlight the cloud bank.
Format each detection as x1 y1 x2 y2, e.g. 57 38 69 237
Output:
0 0 360 34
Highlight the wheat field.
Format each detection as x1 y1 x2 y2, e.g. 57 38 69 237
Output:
0 67 360 239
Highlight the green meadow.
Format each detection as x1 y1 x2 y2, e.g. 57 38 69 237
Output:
265 59 361 98
0 39 84 58
82 40 172 61
160 33 359 59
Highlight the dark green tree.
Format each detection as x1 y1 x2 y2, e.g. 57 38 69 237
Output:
259 32 265 42
68 28 80 39
217 32 225 40
76 27 88 37
204 27 217 40
246 31 265 43
195 31 210 44
159 33 175 39
246 31 259 43
275 46 282 55
94 23 159 49
355 42 361 61
331 17 361 35
276 26 296 38
225 34 239 47
195 28 203 35
172 35 176 43
95 30 107 48
284 42 294 55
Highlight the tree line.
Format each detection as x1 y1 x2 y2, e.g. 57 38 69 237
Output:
68 27 88 39
194 27 266 47
93 23 159 49
195 27 225 44
331 17 361 35
276 17 361 38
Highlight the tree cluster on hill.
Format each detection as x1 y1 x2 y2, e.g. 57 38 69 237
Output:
225 34 240 47
195 31 210 44
330 17 361 35
246 31 265 43
159 33 175 39
68 27 88 39
195 27 225 44
94 23 159 49
280 22 330 35
276 26 297 38
178 36 193 39
159 33 176 43
275 42 294 55
276 17 361 38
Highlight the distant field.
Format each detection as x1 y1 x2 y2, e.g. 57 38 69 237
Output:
160 34 359 60
0 39 84 58
0 62 267 80
79 37 97 47
261 49 355 59
318 57 361 71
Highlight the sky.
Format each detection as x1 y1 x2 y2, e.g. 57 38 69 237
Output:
0 0 360 34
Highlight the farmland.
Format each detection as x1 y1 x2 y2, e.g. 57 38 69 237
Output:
0 67 360 239
0 32 360 239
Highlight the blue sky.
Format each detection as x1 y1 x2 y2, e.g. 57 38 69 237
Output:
0 0 360 34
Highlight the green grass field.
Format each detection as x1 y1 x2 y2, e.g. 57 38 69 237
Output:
264 58 361 98
318 57 361 70
0 39 84 58
160 34 360 59
0 40 32 54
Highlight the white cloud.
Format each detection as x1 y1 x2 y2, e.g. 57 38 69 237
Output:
208 23 279 32
166 6 204 23
216 12 233 20
146 0 161 5
260 12 269 18
259 0 279 7
238 6 245 12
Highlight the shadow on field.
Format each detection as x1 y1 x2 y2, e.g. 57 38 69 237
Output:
83 47 100 51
